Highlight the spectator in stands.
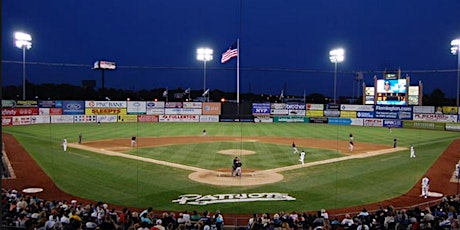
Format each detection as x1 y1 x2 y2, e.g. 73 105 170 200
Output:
341 213 353 227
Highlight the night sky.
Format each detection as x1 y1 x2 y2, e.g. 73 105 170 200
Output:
2 1 460 98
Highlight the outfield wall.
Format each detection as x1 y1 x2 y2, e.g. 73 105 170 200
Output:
2 100 460 131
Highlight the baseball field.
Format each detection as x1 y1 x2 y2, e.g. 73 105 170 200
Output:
2 122 460 215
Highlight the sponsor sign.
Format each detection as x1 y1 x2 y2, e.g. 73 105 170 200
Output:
306 110 323 117
328 118 351 125
413 106 435 114
309 117 328 124
172 193 296 205
146 101 165 109
97 115 117 123
51 115 74 124
446 123 460 132
118 115 138 123
39 108 62 115
324 110 340 117
138 115 159 122
164 108 202 115
363 119 383 127
356 111 374 118
74 115 97 123
38 100 59 108
326 104 340 110
288 110 305 116
85 100 127 108
413 113 457 123
146 108 164 115
2 100 17 108
2 117 12 126
271 103 287 110
39 108 50 115
183 102 202 109
434 106 459 115
252 103 271 115
2 108 39 116
306 103 324 110
383 120 402 128
30 116 50 124
62 101 85 115
340 104 374 112
254 116 273 123
159 115 199 122
85 108 127 115
199 115 219 122
365 95 375 105
403 121 445 130
165 102 184 108
350 118 364 126
286 103 306 110
202 102 221 115
340 111 357 118
273 116 308 123
127 101 147 114
374 105 412 120
271 109 288 115
12 116 31 125
16 100 38 107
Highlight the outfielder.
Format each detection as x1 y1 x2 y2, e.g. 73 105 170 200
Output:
299 150 305 165
292 142 299 154
410 145 416 158
421 175 429 198
62 137 68 152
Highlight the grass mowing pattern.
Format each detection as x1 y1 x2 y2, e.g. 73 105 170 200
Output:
3 123 459 213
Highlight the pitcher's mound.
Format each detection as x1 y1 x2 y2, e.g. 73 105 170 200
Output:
217 149 256 155
189 169 283 186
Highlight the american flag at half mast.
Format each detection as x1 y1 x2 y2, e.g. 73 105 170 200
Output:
221 41 238 64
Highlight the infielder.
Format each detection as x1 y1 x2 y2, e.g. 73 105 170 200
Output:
421 175 429 198
299 150 305 165
292 142 299 154
131 136 137 147
349 141 354 152
234 159 242 177
62 137 68 151
456 163 460 179
410 145 416 158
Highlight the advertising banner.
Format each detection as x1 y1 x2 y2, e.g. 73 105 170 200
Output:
12 116 31 125
2 100 17 108
324 110 340 117
413 106 435 114
62 101 85 115
271 109 289 115
165 102 184 108
51 115 74 124
138 115 159 122
356 111 374 118
340 104 374 111
340 111 357 118
403 121 445 130
38 100 61 108
306 104 324 110
146 101 165 109
383 120 403 128
165 108 202 115
159 115 199 122
286 103 306 110
350 118 364 126
445 123 460 132
2 117 12 126
328 118 351 125
39 108 63 115
16 100 38 107
127 101 147 114
2 108 39 116
96 115 118 123
306 110 323 117
273 116 308 123
85 108 127 115
39 108 50 115
85 101 127 108
202 102 221 115
146 108 164 115
271 103 287 110
30 116 50 124
374 105 412 120
413 114 457 123
288 110 305 116
309 117 328 124
254 116 273 123
363 119 383 127
183 102 203 109
118 115 138 123
199 115 219 122
252 103 271 115
434 106 459 115
74 115 97 123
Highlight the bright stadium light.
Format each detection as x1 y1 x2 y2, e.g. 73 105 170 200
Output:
15 31 32 100
197 48 213 101
451 38 460 108
329 48 345 104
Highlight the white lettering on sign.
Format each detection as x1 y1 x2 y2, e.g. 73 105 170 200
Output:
172 193 296 205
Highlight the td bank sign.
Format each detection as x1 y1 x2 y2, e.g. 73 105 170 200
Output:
172 193 296 205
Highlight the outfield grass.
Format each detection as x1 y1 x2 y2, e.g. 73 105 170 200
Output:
2 122 459 214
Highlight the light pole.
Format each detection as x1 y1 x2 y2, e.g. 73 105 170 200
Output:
15 32 32 100
451 38 460 108
197 48 213 101
329 48 345 104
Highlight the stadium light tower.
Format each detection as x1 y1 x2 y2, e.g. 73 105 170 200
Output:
197 48 213 101
451 38 460 108
15 32 32 100
329 48 345 104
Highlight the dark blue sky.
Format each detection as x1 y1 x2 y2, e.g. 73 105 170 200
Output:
2 1 460 98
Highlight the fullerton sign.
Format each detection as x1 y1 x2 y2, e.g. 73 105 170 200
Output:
172 193 296 205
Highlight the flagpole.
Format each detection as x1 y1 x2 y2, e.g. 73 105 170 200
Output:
237 38 240 105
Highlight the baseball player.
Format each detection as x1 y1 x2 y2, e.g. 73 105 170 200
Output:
421 175 429 198
410 145 416 158
231 157 239 176
202 129 207 136
234 159 242 177
131 136 137 147
78 133 82 144
349 141 354 152
299 150 305 165
456 162 460 179
62 137 68 151
292 142 299 154
393 138 398 148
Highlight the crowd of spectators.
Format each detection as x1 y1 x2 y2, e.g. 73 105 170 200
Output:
2 188 459 230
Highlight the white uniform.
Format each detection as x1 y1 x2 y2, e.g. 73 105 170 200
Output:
299 151 305 165
292 143 299 154
456 163 460 178
410 145 416 158
63 138 68 151
421 176 429 198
